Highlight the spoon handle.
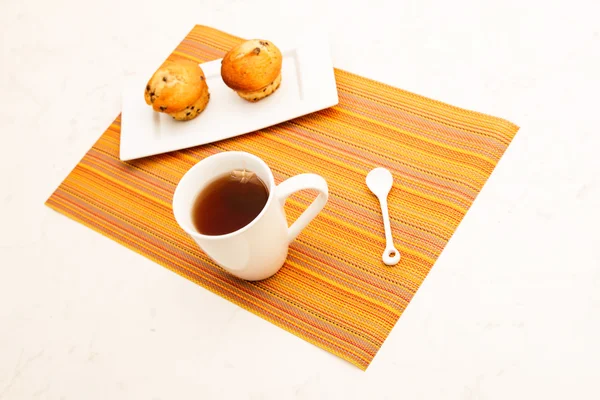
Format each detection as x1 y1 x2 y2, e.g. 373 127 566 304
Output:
378 196 401 266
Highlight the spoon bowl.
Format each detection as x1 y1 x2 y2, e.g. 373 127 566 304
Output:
366 168 393 198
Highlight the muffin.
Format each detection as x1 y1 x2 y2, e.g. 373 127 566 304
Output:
221 39 282 102
144 60 210 121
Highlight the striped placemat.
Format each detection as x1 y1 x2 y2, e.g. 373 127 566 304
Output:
46 25 519 370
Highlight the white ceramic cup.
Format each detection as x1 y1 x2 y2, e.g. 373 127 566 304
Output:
173 151 329 281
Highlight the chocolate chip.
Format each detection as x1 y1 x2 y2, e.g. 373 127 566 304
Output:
260 41 269 46
201 76 205 81
150 91 155 96
162 77 167 82
253 97 258 101
160 106 166 111
263 88 266 92
191 106 194 110
253 47 260 55
146 85 150 91
186 112 191 116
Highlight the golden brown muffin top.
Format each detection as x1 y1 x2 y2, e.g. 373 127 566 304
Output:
221 39 282 92
144 60 206 113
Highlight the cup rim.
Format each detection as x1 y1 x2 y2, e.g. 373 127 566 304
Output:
172 151 276 241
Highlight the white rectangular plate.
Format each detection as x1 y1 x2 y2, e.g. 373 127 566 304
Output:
120 37 338 161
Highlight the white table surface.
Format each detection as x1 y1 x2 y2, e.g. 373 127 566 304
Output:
1 0 599 398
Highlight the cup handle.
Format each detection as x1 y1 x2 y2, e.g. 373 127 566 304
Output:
275 174 329 243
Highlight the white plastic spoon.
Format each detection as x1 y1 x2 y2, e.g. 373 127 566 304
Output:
366 167 401 266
